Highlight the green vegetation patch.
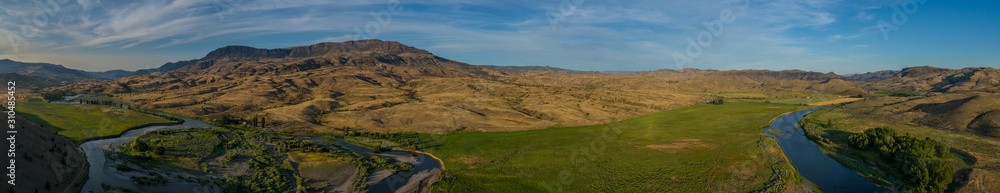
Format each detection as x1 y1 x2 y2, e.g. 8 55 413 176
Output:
288 151 354 189
425 102 812 192
124 129 226 169
120 127 416 193
801 106 1000 192
120 128 302 192
848 128 953 192
19 101 176 141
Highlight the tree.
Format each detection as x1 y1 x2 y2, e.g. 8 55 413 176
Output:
153 146 166 155
132 140 149 152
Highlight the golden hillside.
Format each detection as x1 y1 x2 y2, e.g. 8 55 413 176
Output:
58 40 698 133
863 66 1000 92
56 40 867 133
842 91 1000 137
631 69 870 96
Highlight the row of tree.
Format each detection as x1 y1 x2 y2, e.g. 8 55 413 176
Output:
215 115 268 128
275 139 335 153
40 91 76 101
345 130 418 150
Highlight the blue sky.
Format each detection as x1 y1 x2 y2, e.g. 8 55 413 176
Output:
0 0 997 74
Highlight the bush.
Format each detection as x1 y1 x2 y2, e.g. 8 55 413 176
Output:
116 164 133 172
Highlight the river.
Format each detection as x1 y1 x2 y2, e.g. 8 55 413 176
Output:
64 97 442 193
766 108 891 193
79 115 217 193
311 137 444 193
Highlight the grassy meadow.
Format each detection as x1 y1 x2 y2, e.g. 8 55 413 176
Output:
18 101 177 141
801 103 1000 192
711 92 862 106
738 97 837 105
288 151 355 190
423 102 813 192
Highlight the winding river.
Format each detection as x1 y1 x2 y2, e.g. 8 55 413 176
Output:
65 98 442 193
766 108 891 193
313 138 443 193
80 115 216 193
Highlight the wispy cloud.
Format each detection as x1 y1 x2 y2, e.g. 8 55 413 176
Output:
0 0 994 74
855 11 875 21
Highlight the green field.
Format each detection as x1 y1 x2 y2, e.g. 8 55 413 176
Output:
709 92 840 99
125 128 227 169
18 101 177 141
424 102 813 192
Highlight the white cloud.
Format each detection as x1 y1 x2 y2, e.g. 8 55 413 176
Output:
855 11 875 21
0 0 887 73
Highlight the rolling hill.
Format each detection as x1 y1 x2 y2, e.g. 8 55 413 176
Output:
480 65 595 74
840 91 1000 138
0 58 198 83
0 73 80 89
0 116 87 193
87 59 198 79
54 40 878 133
0 59 98 80
862 66 1000 92
56 40 699 133
845 70 899 82
630 68 870 96
846 66 1000 137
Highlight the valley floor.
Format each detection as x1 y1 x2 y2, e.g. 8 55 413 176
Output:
422 102 815 192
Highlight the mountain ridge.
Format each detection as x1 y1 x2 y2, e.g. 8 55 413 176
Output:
201 40 432 61
862 66 1000 92
0 59 98 80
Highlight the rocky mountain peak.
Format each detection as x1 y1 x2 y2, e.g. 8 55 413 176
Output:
897 66 952 78
202 40 431 61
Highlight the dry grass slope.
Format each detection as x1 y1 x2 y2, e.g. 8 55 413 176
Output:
56 40 702 133
0 116 87 193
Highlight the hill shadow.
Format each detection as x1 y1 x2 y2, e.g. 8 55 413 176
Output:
17 112 66 133
819 129 854 142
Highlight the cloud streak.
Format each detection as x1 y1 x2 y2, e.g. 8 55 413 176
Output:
0 0 995 74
